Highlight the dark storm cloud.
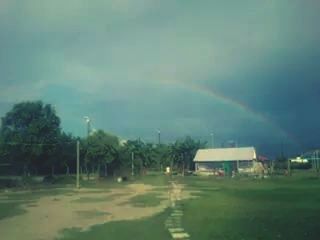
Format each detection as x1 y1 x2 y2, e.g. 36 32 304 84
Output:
1 0 320 157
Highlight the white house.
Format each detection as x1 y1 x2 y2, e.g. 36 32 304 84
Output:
193 147 257 175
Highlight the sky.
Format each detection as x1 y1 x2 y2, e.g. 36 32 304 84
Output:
0 0 320 157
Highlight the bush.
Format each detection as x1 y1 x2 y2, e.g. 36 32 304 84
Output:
42 175 76 184
0 178 21 188
274 161 287 169
21 176 38 186
291 162 312 170
54 175 76 184
42 175 57 184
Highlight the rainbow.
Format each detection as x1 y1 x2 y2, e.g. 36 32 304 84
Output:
160 79 299 145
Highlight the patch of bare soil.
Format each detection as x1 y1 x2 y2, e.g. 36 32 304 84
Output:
0 183 189 240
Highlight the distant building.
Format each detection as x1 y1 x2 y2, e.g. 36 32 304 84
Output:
193 147 257 175
290 157 308 163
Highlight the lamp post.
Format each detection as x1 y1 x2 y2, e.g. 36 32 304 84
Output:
83 116 91 137
157 129 161 145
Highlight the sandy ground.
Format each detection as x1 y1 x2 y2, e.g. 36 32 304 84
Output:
0 183 194 240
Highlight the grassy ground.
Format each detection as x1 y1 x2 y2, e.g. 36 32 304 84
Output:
59 210 171 240
0 188 71 220
126 192 166 207
179 175 320 240
56 173 320 240
1 172 320 239
0 202 27 220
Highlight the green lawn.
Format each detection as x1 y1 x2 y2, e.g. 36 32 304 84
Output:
59 210 171 240
59 174 320 240
1 173 320 240
0 202 27 220
126 192 166 207
179 175 320 240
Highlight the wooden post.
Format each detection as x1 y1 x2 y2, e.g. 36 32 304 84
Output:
131 152 134 176
313 152 317 175
287 158 291 176
237 160 240 173
76 140 80 189
315 150 319 177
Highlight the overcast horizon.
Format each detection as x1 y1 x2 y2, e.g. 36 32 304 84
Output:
1 1 320 158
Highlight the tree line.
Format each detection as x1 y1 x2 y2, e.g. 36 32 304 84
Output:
0 101 207 177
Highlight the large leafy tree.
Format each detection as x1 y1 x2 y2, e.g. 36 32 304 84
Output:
122 140 159 174
155 144 171 170
120 140 144 175
169 136 207 174
0 101 61 175
56 132 77 175
84 130 119 177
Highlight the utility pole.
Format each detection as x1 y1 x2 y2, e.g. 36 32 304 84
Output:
84 116 91 137
287 158 291 176
312 152 316 172
157 129 161 145
131 152 134 176
271 160 275 176
316 150 319 177
76 140 80 189
237 160 240 173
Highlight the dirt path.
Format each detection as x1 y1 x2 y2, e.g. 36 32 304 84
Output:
0 184 169 240
165 181 192 240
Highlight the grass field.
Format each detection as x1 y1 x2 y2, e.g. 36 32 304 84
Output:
1 172 320 239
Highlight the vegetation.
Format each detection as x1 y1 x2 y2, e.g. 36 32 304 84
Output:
0 101 207 180
81 130 120 178
0 101 62 175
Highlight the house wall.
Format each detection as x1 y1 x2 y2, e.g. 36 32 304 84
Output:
195 160 254 173
196 162 224 171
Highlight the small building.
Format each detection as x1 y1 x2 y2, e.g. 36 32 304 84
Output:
290 157 308 163
194 147 257 175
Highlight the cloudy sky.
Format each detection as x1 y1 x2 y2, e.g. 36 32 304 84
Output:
1 0 319 157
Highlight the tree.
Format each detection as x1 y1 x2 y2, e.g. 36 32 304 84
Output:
56 132 77 175
120 139 159 175
84 130 119 177
154 144 171 171
121 140 144 175
0 101 61 175
169 136 207 174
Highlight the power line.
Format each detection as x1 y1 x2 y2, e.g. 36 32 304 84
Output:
1 141 75 146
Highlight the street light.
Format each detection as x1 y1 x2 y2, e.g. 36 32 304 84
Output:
83 116 91 137
157 129 161 145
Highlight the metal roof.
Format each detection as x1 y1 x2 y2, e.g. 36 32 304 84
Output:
193 147 256 162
